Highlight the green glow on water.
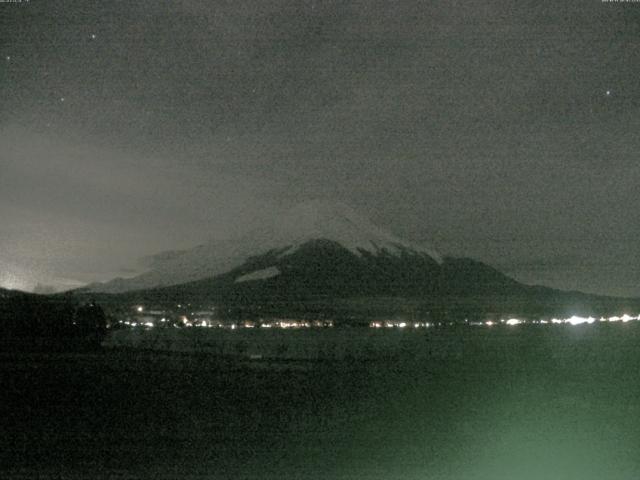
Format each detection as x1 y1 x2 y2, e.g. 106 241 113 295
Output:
3 324 640 479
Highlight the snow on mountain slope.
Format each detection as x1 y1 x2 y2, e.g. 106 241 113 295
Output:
86 200 441 293
263 201 441 260
235 266 281 283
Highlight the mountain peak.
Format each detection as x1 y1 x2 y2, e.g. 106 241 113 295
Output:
264 199 442 261
86 200 441 292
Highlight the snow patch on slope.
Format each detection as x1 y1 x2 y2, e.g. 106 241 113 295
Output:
235 266 281 283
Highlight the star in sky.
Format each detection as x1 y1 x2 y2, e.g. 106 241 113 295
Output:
605 90 611 96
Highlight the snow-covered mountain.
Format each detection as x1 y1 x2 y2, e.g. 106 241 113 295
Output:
79 201 640 320
85 200 442 293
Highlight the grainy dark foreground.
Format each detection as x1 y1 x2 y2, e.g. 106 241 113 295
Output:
2 324 640 479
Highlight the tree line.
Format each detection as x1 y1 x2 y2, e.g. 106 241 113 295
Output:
0 292 107 351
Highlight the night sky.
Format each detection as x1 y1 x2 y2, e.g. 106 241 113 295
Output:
1 0 639 296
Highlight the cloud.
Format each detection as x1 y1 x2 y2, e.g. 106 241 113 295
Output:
2 0 640 296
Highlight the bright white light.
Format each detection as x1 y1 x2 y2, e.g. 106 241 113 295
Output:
136 306 143 313
505 318 522 326
608 316 621 322
551 318 563 324
621 314 636 323
398 322 407 328
564 316 595 326
485 321 494 327
144 322 154 328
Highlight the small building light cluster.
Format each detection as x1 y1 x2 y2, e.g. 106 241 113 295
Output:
120 305 335 330
369 321 431 329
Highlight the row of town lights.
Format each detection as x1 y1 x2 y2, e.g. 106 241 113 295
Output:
490 315 640 326
371 315 640 328
130 306 639 330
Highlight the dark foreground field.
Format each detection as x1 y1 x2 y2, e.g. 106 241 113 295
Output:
2 324 640 479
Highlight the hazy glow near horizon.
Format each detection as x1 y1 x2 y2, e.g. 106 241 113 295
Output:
0 268 31 292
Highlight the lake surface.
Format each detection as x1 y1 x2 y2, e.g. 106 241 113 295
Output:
2 323 640 479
